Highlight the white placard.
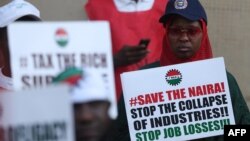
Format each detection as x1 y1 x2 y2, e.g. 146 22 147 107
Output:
0 85 74 141
7 21 117 119
121 57 235 141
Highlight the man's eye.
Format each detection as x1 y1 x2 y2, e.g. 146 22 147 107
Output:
188 29 197 35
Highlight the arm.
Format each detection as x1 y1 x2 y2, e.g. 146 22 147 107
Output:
227 71 250 124
200 72 250 141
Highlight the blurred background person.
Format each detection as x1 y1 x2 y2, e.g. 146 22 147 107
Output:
0 0 40 91
84 0 168 101
53 67 113 141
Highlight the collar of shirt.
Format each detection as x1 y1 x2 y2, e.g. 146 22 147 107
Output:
114 0 154 12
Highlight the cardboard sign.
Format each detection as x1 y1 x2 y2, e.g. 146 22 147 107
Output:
7 21 117 119
121 57 235 141
0 85 74 141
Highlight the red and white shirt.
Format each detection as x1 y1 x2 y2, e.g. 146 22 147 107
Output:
85 0 167 100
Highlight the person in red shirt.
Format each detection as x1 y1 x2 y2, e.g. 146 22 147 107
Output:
84 0 168 101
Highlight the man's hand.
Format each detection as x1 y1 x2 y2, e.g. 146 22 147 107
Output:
113 44 149 68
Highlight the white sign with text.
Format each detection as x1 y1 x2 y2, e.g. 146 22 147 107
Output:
0 85 74 141
121 57 235 141
7 21 117 119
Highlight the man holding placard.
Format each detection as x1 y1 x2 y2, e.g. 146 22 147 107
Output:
114 0 250 141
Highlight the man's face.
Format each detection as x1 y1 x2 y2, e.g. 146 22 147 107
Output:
74 101 111 141
167 16 203 59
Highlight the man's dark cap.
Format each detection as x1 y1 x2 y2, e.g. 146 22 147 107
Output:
159 0 207 24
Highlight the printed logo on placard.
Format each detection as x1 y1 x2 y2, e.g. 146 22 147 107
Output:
165 69 182 86
55 28 69 47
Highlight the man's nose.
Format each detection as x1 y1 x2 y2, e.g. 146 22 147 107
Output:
179 31 189 41
76 106 95 121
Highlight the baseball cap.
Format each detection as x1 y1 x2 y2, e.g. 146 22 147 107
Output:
53 67 110 104
0 0 40 28
159 0 207 24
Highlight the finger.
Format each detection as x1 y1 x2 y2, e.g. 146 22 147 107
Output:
127 53 148 63
128 46 147 52
126 49 149 57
